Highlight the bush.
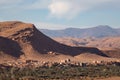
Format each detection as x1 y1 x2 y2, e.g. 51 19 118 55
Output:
0 64 120 79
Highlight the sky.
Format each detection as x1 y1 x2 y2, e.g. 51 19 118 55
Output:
0 0 120 29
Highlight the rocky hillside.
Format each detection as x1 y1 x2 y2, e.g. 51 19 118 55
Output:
54 37 120 49
53 37 120 58
0 21 113 62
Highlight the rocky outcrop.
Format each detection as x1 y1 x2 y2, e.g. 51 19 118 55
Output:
0 21 108 61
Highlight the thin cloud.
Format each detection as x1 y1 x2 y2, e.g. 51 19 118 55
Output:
0 0 119 19
34 22 70 30
48 0 113 19
34 21 93 30
48 1 71 17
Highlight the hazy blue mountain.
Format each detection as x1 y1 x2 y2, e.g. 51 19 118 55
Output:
39 25 120 38
116 28 120 34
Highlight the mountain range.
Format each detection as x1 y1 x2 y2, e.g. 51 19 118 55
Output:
40 25 120 38
53 37 120 58
0 21 113 63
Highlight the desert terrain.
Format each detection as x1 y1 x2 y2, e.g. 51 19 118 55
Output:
0 21 119 64
0 21 120 80
53 37 120 58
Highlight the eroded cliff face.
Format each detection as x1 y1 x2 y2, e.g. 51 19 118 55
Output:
0 21 108 62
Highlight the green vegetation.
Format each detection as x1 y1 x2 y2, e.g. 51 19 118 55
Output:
0 64 120 80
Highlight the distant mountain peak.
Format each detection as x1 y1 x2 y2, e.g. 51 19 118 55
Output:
94 25 112 29
65 27 79 30
40 25 120 38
